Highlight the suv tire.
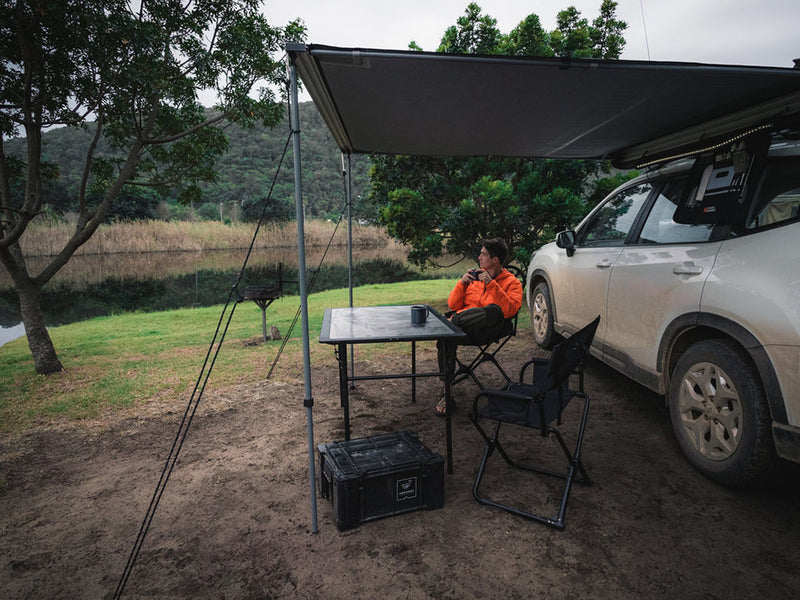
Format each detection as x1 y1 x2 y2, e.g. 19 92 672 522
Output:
669 339 775 487
531 281 560 349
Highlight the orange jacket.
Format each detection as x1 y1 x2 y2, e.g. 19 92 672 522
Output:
447 269 523 319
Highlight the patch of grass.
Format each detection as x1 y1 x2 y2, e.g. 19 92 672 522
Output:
1 280 467 434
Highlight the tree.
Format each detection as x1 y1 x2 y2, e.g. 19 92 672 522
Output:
0 0 305 374
590 0 628 59
550 1 627 59
438 2 502 55
370 1 631 268
502 14 553 57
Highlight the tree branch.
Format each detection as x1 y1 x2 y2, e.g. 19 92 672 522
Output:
77 113 104 217
32 93 164 287
143 112 226 144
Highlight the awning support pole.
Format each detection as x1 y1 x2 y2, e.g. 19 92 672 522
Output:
289 56 318 534
344 153 355 384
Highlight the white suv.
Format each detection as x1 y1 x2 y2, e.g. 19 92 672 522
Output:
526 130 800 486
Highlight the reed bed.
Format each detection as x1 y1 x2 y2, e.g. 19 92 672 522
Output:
19 219 396 257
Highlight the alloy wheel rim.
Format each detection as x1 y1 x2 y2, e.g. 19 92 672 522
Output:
532 292 548 340
678 361 743 461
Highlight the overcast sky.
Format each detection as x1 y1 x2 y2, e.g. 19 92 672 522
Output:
267 0 799 68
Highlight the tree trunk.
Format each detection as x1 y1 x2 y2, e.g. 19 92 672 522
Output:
18 281 63 375
1 243 63 374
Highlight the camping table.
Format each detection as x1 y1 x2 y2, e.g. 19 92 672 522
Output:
319 305 467 473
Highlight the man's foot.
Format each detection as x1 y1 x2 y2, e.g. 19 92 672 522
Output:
433 394 450 417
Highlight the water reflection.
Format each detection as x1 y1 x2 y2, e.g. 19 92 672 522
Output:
0 246 466 346
1 322 25 347
0 245 404 290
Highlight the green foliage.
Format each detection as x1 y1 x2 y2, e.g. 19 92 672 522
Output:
549 1 627 59
370 1 631 267
380 187 445 265
204 104 373 222
502 14 553 57
197 202 221 221
373 153 603 266
438 2 502 54
550 6 593 59
590 0 629 59
101 189 161 222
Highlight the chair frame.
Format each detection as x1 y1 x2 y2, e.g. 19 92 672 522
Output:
469 316 599 529
451 317 517 390
451 265 526 391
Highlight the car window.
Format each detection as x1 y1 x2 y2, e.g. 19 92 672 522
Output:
578 183 652 247
638 178 714 244
748 158 800 229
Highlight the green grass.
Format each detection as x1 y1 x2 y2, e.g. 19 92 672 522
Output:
1 280 471 433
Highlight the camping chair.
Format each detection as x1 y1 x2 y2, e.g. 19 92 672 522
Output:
470 315 600 529
452 265 526 391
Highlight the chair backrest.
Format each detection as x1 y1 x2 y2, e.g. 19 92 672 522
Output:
505 264 527 334
505 264 527 291
543 315 600 392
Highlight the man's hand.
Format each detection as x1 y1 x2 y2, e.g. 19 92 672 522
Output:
462 268 491 286
476 269 492 283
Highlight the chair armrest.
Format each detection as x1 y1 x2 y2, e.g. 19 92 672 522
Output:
475 388 535 402
472 385 549 430
472 387 532 421
519 357 549 384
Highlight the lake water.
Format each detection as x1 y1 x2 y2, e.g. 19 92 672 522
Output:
0 246 467 347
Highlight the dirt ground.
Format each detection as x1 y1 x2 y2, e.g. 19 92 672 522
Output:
2 329 800 600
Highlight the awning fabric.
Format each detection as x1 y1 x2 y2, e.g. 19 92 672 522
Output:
288 44 800 168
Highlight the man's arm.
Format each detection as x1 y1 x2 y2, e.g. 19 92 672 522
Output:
487 273 523 318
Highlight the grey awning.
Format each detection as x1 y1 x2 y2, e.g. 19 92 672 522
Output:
288 44 800 168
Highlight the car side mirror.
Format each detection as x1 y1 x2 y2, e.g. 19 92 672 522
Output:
556 230 576 257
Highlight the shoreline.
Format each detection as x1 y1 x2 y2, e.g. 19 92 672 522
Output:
0 322 25 348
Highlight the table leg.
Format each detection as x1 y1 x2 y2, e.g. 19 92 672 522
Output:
444 341 456 474
336 342 351 440
411 340 416 403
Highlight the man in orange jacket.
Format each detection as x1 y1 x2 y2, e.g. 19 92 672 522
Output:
435 238 523 415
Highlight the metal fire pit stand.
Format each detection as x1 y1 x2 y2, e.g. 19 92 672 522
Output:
242 264 283 342
244 285 281 341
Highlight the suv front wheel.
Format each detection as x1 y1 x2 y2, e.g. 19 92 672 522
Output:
668 339 775 487
531 281 560 349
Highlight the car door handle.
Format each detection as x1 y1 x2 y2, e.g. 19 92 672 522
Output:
673 263 704 275
595 258 613 268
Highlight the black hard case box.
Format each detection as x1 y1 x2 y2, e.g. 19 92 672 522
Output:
317 431 444 530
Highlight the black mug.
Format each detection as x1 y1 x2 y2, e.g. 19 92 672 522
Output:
411 305 429 324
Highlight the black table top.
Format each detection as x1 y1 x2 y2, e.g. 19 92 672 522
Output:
319 305 466 345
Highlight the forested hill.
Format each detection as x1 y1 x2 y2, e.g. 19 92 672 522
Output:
6 102 373 222
209 102 373 220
